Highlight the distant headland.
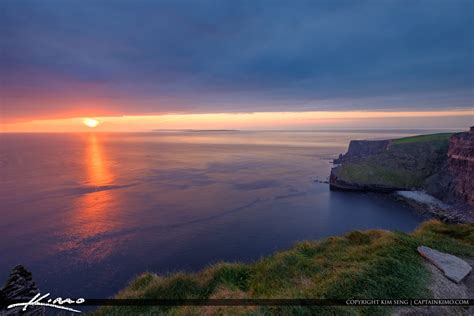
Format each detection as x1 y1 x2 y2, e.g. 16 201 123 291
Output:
152 129 240 132
330 127 474 222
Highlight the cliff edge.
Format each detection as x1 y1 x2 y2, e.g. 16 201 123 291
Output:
330 127 474 215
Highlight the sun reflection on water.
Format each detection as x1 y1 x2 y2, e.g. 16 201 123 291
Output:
86 134 114 186
77 135 116 238
64 134 123 262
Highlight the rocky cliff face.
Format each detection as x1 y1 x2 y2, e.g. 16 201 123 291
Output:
334 140 390 164
446 128 474 206
329 128 473 215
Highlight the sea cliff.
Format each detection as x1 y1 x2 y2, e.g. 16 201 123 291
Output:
330 127 474 220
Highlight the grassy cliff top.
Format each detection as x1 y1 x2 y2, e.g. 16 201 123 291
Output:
392 133 453 144
94 221 474 315
333 132 453 189
391 133 453 145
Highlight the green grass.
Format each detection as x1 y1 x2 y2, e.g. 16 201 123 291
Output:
94 221 474 316
337 162 423 188
391 133 453 145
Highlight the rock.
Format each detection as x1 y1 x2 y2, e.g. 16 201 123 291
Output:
334 139 390 164
446 127 474 207
0 265 45 315
333 153 344 164
417 246 472 283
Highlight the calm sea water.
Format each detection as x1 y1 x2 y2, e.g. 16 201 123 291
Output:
0 130 433 298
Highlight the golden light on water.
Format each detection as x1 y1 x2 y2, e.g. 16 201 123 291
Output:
83 118 99 128
62 134 119 262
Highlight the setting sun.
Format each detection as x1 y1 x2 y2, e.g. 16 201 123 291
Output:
83 118 99 128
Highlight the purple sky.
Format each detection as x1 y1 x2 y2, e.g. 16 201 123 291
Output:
1 0 473 123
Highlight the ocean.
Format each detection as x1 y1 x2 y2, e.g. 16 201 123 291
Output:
0 130 437 298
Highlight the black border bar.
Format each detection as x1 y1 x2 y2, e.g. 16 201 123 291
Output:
2 298 473 307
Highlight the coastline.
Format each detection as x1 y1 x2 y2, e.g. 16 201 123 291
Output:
329 128 474 222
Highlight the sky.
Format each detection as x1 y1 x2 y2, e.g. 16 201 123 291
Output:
1 0 473 131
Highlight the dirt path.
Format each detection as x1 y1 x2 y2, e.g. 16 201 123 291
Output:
396 259 473 315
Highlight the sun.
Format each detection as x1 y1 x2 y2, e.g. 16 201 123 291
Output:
83 118 100 128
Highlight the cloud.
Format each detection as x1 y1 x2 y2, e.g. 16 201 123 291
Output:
1 0 473 121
